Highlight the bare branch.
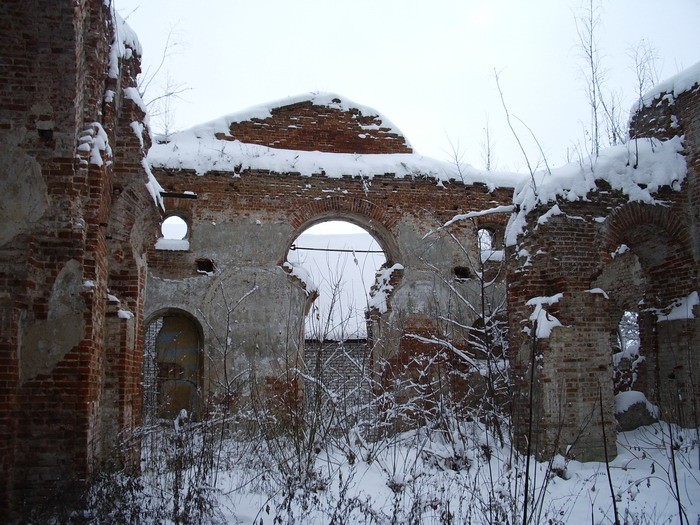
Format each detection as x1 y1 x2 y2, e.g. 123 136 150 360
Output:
494 69 540 199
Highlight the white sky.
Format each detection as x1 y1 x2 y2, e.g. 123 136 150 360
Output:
136 2 698 339
116 0 699 172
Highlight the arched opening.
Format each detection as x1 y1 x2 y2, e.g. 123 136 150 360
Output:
477 227 493 253
285 219 394 430
286 220 387 341
144 310 203 421
601 206 698 428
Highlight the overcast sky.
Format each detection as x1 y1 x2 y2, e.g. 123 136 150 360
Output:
115 0 700 172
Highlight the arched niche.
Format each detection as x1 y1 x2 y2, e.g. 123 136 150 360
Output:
144 309 204 421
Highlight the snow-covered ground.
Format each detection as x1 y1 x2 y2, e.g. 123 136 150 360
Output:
90 419 700 524
222 425 699 525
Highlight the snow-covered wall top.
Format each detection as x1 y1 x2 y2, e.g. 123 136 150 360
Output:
505 136 687 245
224 92 405 137
639 60 700 108
166 92 414 156
149 134 523 189
148 92 525 189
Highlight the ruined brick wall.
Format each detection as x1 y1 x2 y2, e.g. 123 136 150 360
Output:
217 97 413 154
628 81 700 425
507 79 700 461
507 199 621 460
630 76 700 260
0 1 159 517
146 164 512 420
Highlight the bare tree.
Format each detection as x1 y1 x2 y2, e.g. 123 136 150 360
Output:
629 39 659 167
123 17 191 140
574 0 631 157
481 116 496 172
494 69 549 197
575 0 604 159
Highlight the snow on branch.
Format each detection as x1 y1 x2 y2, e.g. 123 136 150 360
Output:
404 333 478 369
423 205 515 239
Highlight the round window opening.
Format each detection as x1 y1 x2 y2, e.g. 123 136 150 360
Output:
161 216 188 240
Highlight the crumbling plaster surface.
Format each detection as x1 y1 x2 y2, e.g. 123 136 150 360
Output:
0 143 48 247
385 219 484 325
146 218 310 384
146 203 494 394
20 259 87 382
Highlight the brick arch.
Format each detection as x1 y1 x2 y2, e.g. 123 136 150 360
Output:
145 306 205 337
105 180 161 315
287 197 402 264
282 200 404 325
600 202 695 309
107 183 161 250
602 202 691 252
290 195 399 230
144 307 206 368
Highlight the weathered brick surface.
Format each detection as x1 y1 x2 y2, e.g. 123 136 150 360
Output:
0 1 159 517
219 98 412 154
2 1 699 517
508 81 700 461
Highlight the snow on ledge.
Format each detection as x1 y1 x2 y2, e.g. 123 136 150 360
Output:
526 293 563 339
109 11 142 79
657 291 699 321
283 261 318 295
506 136 686 246
368 263 404 314
118 309 134 320
611 244 630 258
614 390 659 418
148 133 523 190
481 249 504 263
536 204 563 226
77 123 112 168
639 60 700 109
155 238 190 251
